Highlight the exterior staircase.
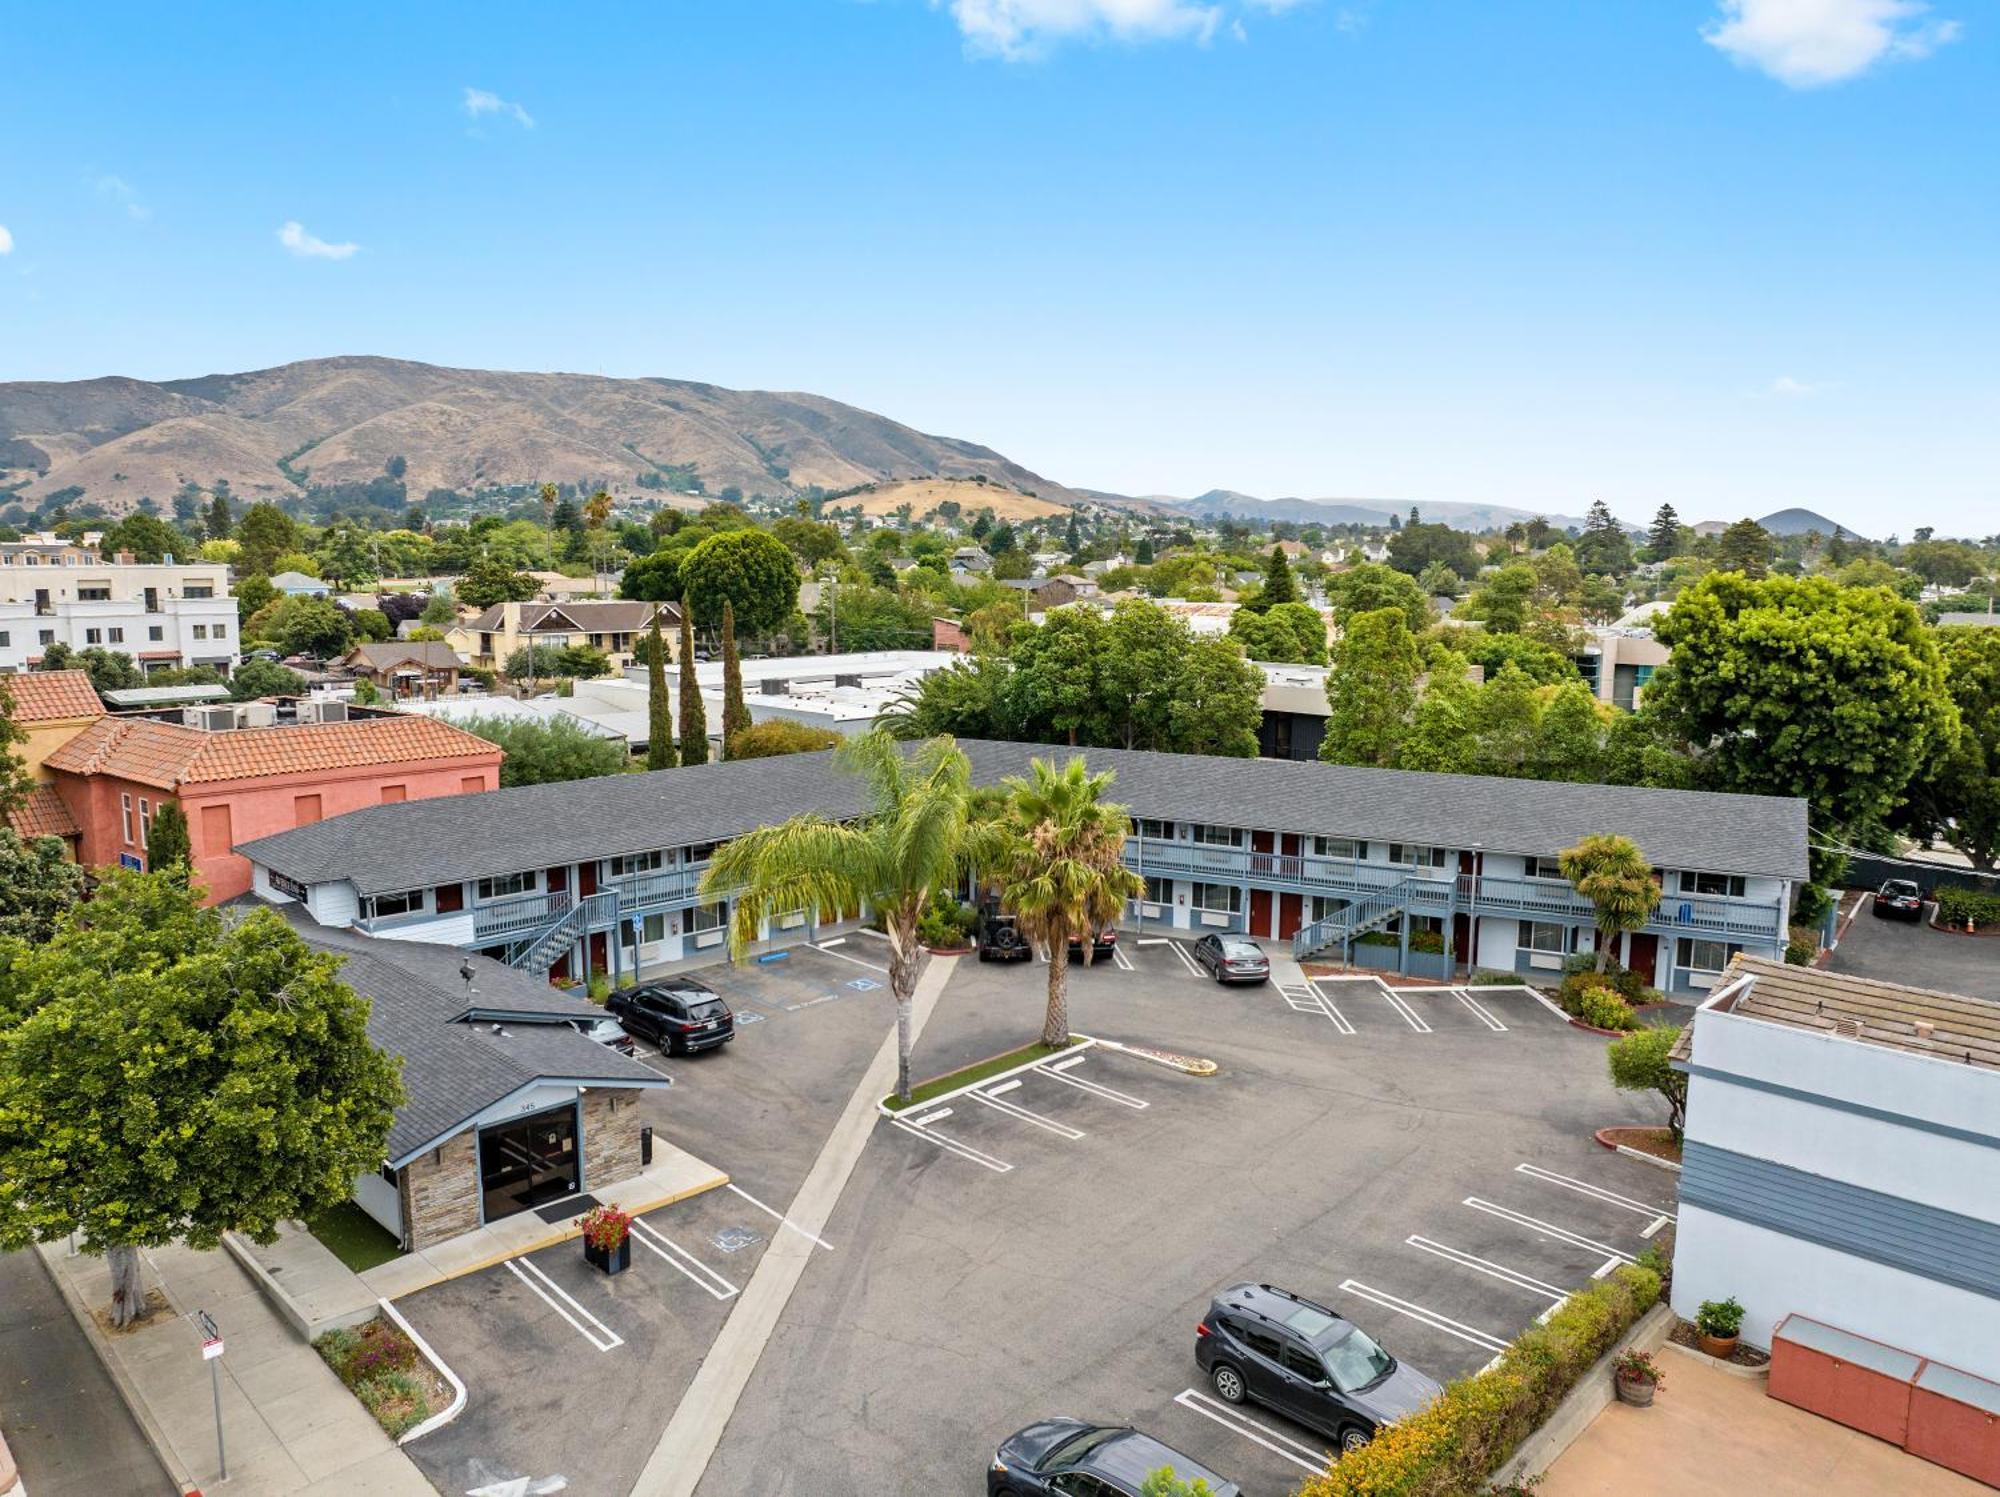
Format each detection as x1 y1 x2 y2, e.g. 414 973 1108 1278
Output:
507 892 620 977
1291 877 1420 961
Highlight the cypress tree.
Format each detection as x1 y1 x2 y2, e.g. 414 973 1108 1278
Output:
645 612 675 770
720 600 751 757
677 604 708 766
145 800 192 881
1261 545 1298 608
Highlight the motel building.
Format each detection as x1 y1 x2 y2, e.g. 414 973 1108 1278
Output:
239 742 1806 997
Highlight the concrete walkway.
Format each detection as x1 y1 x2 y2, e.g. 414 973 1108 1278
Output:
632 954 961 1497
38 1239 434 1496
1540 1349 1984 1496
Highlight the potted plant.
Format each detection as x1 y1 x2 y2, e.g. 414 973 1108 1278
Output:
1695 1297 1743 1359
1613 1349 1663 1407
580 1206 634 1276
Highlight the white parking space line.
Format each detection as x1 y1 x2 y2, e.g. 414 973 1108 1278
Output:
505 1258 624 1351
724 1183 835 1252
1514 1164 1675 1222
1451 988 1509 1032
1376 983 1433 1033
1337 1280 1508 1352
1111 945 1137 972
1463 1199 1637 1264
1165 941 1204 978
1172 1390 1327 1476
1306 980 1357 1034
813 942 888 973
1404 1236 1566 1302
888 1116 1014 1172
1047 1055 1086 1073
629 1217 741 1300
1278 981 1356 1035
1035 1059 1150 1109
971 1087 1087 1139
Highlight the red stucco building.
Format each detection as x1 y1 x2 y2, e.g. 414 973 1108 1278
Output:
43 712 503 902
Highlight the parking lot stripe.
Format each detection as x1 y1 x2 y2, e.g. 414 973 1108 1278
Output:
1513 1164 1675 1222
1173 1390 1326 1475
1451 988 1509 1032
505 1258 624 1351
1404 1236 1566 1301
725 1183 835 1252
908 1107 952 1125
1374 982 1433 1033
1047 1054 1086 1073
1306 980 1357 1034
1036 1061 1150 1109
971 1087 1088 1138
629 1217 741 1299
1111 945 1137 972
813 942 888 974
888 1116 1014 1172
1336 1280 1509 1352
1463 1199 1636 1263
1165 941 1204 978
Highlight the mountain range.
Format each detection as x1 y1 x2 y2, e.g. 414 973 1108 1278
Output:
1084 488 1601 532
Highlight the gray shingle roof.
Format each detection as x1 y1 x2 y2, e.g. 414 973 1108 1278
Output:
283 910 665 1164
241 739 1809 894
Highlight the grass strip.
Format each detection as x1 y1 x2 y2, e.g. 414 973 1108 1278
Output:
307 1200 405 1273
883 1037 1083 1112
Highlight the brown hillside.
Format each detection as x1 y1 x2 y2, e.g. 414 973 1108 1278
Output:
846 478 1070 523
0 355 1083 516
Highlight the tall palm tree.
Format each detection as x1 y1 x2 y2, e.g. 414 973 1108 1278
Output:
700 731 994 1102
994 756 1145 1047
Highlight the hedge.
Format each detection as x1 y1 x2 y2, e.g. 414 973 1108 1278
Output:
1935 886 2000 929
1294 1264 1662 1497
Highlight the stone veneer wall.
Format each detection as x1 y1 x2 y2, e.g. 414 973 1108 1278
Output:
582 1088 645 1192
399 1131 481 1251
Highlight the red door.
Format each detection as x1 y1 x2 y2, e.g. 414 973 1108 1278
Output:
547 865 569 894
1251 830 1275 853
577 861 597 897
589 931 608 975
1279 892 1303 940
1250 887 1273 935
1280 834 1302 856
1627 932 1659 984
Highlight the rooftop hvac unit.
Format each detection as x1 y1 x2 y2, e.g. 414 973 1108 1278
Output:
199 706 241 732
241 701 278 729
760 679 790 695
833 674 863 689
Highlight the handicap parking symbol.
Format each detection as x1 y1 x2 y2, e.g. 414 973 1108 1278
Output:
845 976 882 991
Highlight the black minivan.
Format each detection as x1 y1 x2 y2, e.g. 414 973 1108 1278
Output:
1196 1283 1441 1453
606 978 735 1055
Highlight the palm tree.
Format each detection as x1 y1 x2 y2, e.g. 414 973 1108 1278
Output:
993 756 1145 1047
699 732 994 1102
1558 833 1658 973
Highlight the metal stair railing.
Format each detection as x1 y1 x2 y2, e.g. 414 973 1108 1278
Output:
1290 877 1421 960
509 891 621 975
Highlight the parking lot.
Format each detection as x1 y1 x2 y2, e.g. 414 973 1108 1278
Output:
695 936 1676 1497
394 943 897 1497
1831 890 1999 999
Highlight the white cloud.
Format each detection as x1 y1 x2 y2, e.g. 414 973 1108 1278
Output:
942 0 1226 59
0 225 12 255
1766 374 1831 396
277 221 359 261
95 175 149 220
1702 0 1960 88
463 86 534 128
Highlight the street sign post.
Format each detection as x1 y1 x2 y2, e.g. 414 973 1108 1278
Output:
195 1309 225 1481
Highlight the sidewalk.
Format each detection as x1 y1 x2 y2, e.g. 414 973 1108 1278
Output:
38 1239 434 1497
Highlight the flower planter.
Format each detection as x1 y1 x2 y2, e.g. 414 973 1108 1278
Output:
1698 1332 1739 1360
584 1236 631 1276
1614 1371 1658 1407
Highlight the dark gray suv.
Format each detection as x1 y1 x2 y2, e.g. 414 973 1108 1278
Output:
1195 1283 1441 1453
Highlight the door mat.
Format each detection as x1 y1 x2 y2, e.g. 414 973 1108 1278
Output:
534 1193 600 1224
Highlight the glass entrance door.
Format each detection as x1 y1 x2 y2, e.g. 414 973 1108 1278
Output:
478 1105 579 1222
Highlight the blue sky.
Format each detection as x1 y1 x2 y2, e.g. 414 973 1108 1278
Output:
2 1 1993 534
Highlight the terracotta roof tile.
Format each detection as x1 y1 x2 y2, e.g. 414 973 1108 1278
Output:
44 713 499 790
1 671 103 722
7 784 80 840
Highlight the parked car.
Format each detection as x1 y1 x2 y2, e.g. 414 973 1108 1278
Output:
569 1014 637 1056
1197 1283 1441 1453
1067 926 1120 962
1872 878 1925 921
988 1419 1239 1497
605 978 735 1054
976 904 1034 963
1191 934 1271 985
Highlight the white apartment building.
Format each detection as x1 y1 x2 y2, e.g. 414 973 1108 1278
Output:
0 552 238 675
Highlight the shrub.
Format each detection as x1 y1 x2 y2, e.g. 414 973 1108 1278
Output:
1695 1297 1744 1339
1469 970 1519 986
1296 1266 1661 1497
1614 1349 1664 1386
1355 929 1400 947
1784 925 1820 965
917 892 977 949
1608 1025 1688 1141
1558 974 1639 1030
1935 886 2000 929
1409 929 1446 954
317 1319 418 1388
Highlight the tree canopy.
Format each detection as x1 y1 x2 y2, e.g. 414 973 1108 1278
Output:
679 528 800 635
456 714 630 786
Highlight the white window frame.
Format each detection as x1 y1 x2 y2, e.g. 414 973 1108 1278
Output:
1519 919 1572 955
641 911 668 943
121 793 134 843
476 870 537 901
1191 824 1243 848
682 841 721 865
1679 870 1746 899
687 900 728 936
1676 937 1741 974
609 850 665 877
1135 818 1174 842
1524 855 1566 880
364 889 426 920
1389 843 1449 869
1191 881 1242 915
1313 836 1364 860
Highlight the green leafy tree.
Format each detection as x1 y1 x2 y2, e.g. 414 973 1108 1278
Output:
235 503 301 575
680 529 800 636
0 874 403 1326
420 587 458 626
1901 626 2000 871
553 643 613 679
1387 521 1481 580
1572 499 1634 576
100 511 190 564
725 719 844 760
1468 661 1542 777
1324 562 1429 633
1134 536 1155 565
0 679 34 825
1649 574 1954 833
719 600 751 751
458 556 540 610
1559 833 1658 972
144 800 191 879
769 516 845 567
504 644 567 682
1165 637 1264 758
993 757 1145 1046
1437 628 1580 686
646 615 676 771
235 573 278 629
679 604 709 765
53 647 145 694
1011 607 1109 747
1644 503 1682 563
1398 651 1479 774
1535 684 1608 783
620 549 684 602
0 829 85 942
229 659 307 700
1320 607 1419 767
882 656 1015 741
1228 601 1327 664
1713 518 1776 578
255 596 355 659
204 491 234 541
1608 1025 1689 1142
351 607 393 643
1140 1468 1217 1497
1461 564 1536 635
456 714 629 786
1902 539 1985 591
701 733 995 1101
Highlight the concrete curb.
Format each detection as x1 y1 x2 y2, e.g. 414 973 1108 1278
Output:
221 1233 377 1341
1592 1128 1685 1174
1491 1302 1675 1487
876 1035 1100 1117
377 1298 469 1443
31 1244 196 1495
